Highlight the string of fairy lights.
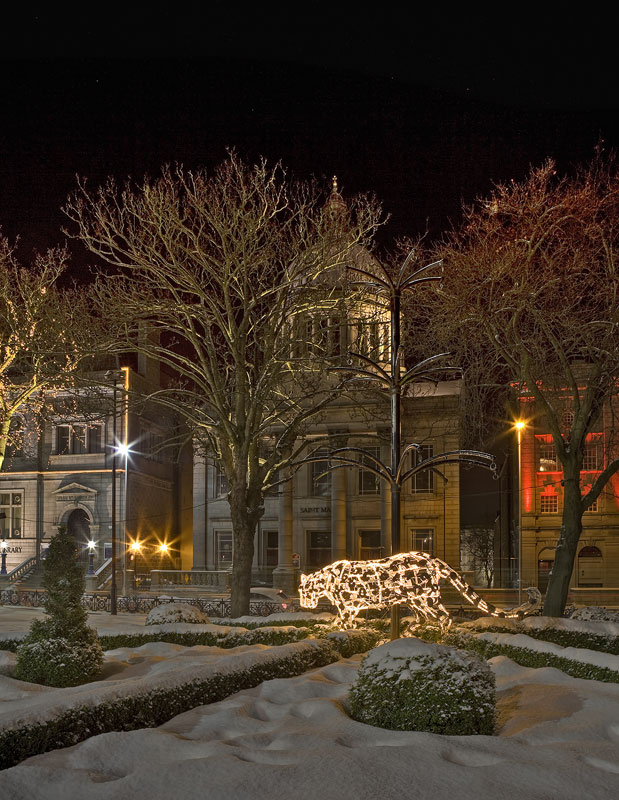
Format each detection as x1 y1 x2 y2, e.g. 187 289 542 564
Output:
298 552 542 629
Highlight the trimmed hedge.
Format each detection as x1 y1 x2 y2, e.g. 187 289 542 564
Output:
459 622 619 656
444 629 619 684
99 626 309 651
0 641 338 771
0 627 377 770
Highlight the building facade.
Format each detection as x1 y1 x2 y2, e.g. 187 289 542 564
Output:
191 381 464 594
0 360 186 588
516 401 619 592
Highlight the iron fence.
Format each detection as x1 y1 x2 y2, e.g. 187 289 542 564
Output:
0 589 333 617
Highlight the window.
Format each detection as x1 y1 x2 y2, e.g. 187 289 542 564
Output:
264 530 278 566
216 531 233 568
214 464 229 497
359 529 382 560
310 450 331 497
358 447 381 495
6 417 25 458
540 491 559 513
0 491 23 539
583 435 603 471
55 424 103 455
140 424 165 462
307 531 331 569
411 528 433 554
350 319 389 361
295 316 341 358
410 445 434 493
582 483 599 512
537 436 559 472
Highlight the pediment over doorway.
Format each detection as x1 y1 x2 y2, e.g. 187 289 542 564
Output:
52 483 98 501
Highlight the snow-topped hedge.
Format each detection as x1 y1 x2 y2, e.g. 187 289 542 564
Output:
444 628 619 683
458 616 619 656
349 638 496 735
145 603 210 626
0 640 338 770
566 606 619 623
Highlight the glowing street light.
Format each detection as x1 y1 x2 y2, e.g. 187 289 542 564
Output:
87 540 96 575
514 419 526 605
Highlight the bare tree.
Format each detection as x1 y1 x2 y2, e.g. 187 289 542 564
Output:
461 526 494 588
0 237 98 472
433 153 619 616
64 154 383 616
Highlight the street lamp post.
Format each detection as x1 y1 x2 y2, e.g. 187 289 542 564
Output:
0 539 7 575
515 420 526 606
129 540 141 590
87 540 96 575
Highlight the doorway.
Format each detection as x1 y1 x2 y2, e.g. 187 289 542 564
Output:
66 508 91 566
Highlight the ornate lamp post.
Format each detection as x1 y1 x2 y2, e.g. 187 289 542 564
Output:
129 540 141 590
515 420 526 605
0 539 7 575
87 539 96 575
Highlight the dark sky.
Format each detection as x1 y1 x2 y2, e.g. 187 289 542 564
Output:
1 6 617 266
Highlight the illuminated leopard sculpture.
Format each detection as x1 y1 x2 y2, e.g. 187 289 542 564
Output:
299 551 541 629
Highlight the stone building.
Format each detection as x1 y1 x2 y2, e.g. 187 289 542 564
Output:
0 357 188 588
191 379 464 595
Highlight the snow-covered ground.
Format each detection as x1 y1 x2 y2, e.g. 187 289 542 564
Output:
1 612 619 799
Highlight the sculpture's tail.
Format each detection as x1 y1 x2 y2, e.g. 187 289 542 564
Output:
441 563 542 618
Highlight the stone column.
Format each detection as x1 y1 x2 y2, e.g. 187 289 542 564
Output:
330 430 348 561
192 450 207 570
272 466 297 595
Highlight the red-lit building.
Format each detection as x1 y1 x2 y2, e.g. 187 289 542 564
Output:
516 400 619 594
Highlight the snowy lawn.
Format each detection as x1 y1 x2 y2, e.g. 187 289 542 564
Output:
1 613 619 798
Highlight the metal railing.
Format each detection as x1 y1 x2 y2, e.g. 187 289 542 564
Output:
3 556 38 585
150 570 231 590
0 589 314 616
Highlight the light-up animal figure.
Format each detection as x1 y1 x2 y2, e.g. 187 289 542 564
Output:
298 551 542 629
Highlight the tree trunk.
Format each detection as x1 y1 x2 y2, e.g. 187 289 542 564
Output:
228 484 263 618
542 465 583 616
0 417 10 472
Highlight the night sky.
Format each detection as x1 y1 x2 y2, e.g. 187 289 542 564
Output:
1 6 617 268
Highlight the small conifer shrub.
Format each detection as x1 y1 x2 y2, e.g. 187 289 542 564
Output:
15 527 103 687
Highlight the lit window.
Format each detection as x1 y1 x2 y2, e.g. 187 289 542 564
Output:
410 445 434 493
411 528 433 554
538 437 559 472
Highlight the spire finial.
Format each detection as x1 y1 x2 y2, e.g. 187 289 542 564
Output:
332 175 338 192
